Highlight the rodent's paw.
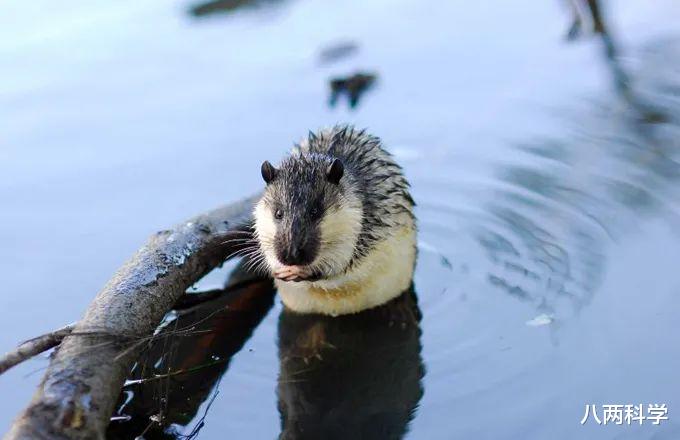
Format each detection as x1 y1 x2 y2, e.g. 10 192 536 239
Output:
274 265 313 282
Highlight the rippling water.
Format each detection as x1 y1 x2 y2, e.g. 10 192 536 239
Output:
2 0 680 438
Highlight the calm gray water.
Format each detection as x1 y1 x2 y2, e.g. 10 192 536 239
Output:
2 0 680 438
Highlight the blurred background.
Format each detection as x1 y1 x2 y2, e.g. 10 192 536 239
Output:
1 0 680 438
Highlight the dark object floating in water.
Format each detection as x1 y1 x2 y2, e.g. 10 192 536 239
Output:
318 41 359 64
189 0 285 17
564 0 605 41
329 72 377 109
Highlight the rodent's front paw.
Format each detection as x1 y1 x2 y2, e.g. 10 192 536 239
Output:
274 265 312 282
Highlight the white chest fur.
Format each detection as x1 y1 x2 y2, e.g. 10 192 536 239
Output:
276 225 417 316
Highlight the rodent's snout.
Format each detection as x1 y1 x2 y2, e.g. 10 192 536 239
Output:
273 229 318 282
277 241 315 266
275 219 319 267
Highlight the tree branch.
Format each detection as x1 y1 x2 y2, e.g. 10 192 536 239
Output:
0 324 76 375
4 194 259 440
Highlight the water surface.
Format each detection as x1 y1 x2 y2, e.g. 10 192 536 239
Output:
1 0 680 438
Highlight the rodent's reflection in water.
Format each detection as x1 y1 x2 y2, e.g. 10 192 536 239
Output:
277 286 425 440
106 275 423 439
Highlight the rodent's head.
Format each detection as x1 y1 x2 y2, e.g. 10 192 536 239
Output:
253 153 362 282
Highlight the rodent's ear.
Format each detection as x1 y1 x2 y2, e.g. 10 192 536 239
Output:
261 160 278 184
326 158 344 185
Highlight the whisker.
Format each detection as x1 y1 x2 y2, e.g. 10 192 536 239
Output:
224 246 259 261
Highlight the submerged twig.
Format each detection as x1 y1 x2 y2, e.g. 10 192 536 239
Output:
0 319 216 376
0 324 76 375
0 326 145 375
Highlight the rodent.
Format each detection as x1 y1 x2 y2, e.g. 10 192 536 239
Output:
253 125 417 316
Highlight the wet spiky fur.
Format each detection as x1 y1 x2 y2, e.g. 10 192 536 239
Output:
252 125 417 315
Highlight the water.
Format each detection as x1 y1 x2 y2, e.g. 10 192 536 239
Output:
1 0 680 438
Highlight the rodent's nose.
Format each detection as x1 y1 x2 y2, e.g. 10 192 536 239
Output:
280 245 311 266
276 219 317 266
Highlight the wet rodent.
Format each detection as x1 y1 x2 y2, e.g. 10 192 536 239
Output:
253 125 417 315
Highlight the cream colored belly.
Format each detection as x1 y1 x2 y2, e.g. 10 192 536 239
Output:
276 226 417 316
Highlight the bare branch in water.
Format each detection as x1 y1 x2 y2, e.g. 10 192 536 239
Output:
0 281 261 376
5 194 260 440
0 324 75 375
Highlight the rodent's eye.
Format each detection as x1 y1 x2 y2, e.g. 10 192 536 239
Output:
274 209 284 220
309 207 321 219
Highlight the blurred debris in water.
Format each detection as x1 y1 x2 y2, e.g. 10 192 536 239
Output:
563 0 606 40
329 72 377 109
566 0 669 127
189 0 287 18
318 41 359 65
